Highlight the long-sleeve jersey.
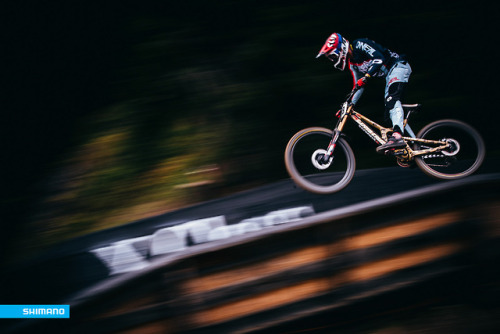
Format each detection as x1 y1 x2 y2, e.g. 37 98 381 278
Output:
348 38 405 105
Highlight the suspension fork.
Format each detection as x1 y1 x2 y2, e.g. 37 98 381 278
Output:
326 130 341 157
325 104 351 158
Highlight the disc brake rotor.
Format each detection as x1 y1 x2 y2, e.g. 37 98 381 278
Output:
441 138 460 156
311 149 333 170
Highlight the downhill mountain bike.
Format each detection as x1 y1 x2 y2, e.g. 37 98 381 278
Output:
284 87 485 194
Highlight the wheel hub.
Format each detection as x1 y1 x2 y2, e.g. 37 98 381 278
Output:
441 138 460 156
311 149 333 170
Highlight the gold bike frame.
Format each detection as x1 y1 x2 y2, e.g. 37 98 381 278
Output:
334 104 450 160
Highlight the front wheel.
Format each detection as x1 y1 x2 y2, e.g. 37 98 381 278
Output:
414 119 485 179
284 127 355 194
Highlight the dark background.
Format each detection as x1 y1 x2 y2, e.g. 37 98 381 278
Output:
1 1 496 267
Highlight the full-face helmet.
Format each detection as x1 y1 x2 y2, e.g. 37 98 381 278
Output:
316 32 350 71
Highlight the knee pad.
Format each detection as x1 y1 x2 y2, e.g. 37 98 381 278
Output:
384 82 407 123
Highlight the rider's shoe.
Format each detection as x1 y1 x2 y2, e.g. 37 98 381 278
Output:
376 132 405 153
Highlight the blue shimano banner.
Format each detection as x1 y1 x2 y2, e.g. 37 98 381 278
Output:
0 305 70 318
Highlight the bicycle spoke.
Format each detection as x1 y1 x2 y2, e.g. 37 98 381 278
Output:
285 127 355 194
414 120 484 179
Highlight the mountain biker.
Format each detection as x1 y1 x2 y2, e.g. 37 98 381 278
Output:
316 32 411 152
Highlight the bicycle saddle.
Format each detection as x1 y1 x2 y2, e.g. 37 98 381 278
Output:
402 104 422 113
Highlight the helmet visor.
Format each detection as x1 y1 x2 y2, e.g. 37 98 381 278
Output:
317 33 349 71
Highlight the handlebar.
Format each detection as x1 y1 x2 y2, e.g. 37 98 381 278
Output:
336 86 361 119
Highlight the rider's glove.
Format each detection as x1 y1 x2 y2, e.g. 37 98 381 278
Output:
356 74 370 87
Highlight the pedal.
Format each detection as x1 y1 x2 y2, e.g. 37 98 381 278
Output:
384 148 405 156
392 149 405 156
383 149 393 156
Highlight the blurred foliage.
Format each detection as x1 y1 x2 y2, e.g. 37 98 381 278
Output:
3 1 495 261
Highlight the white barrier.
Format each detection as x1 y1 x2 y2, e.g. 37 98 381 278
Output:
91 236 151 275
150 226 188 256
184 215 227 244
239 206 315 228
90 207 314 275
207 222 262 241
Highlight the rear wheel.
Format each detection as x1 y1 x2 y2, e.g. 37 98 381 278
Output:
414 119 485 179
284 127 355 194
